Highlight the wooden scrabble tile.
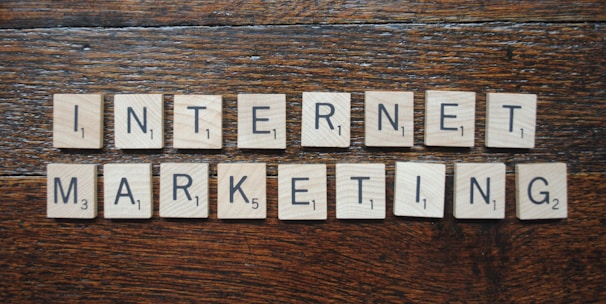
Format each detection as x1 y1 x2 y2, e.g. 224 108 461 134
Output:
424 90 475 147
278 164 327 220
53 94 103 149
114 94 163 149
173 95 222 149
237 94 286 149
454 163 506 219
217 163 266 219
486 93 537 148
104 163 153 219
336 163 385 219
47 164 97 218
301 92 350 147
394 162 445 218
365 91 414 147
516 163 567 220
160 163 209 218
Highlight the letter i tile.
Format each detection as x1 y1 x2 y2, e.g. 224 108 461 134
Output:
53 94 103 149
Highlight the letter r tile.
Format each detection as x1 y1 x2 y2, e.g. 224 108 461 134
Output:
47 163 97 219
424 90 475 147
114 94 164 149
516 163 567 220
336 163 385 219
278 164 327 220
104 163 153 219
454 163 506 219
53 94 104 149
237 94 286 149
160 163 209 218
217 163 266 219
301 92 351 147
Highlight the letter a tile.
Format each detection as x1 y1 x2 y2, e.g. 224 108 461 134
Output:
278 164 327 220
454 163 506 219
160 163 209 218
47 164 97 219
365 91 414 147
336 163 385 219
173 95 222 149
104 163 153 219
486 93 537 148
394 162 445 218
425 90 475 147
516 163 567 220
114 94 164 149
301 92 350 147
217 163 266 219
237 94 286 149
53 94 104 149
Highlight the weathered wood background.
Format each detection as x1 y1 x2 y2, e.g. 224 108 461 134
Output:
1 1 604 302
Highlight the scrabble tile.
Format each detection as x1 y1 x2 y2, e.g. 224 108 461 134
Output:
336 163 385 219
237 94 286 149
47 164 97 218
365 91 414 147
424 90 475 147
394 162 445 218
160 163 209 218
516 163 567 220
486 93 537 148
454 163 506 219
53 94 103 149
301 92 350 147
217 163 266 219
278 164 327 220
173 95 222 149
114 94 163 149
104 163 153 219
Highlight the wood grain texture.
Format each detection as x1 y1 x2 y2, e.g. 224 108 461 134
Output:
0 174 604 302
1 0 606 28
0 24 604 176
1 2 605 302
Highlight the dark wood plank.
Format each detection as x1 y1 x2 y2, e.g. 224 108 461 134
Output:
0 23 604 176
1 0 605 28
0 174 603 302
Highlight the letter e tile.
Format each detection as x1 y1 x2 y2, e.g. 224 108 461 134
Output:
425 90 475 147
278 164 327 220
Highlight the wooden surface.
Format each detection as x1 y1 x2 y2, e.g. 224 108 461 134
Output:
1 1 605 302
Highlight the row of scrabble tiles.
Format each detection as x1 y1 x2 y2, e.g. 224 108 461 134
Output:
47 162 566 221
53 91 537 149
